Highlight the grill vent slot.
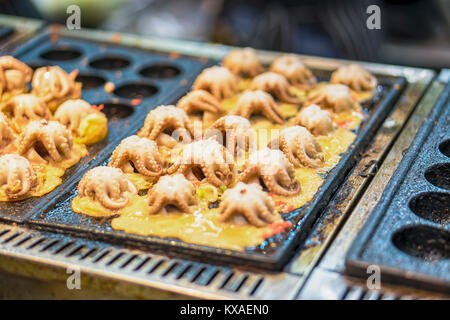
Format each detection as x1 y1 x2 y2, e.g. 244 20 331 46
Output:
67 245 85 257
40 240 60 252
120 254 137 269
54 240 76 254
27 237 46 249
133 257 151 271
92 249 111 263
249 277 264 296
147 259 167 274
13 235 32 247
106 252 125 266
0 229 11 238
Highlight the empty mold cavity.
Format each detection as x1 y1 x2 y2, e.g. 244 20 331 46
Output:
113 83 158 100
139 64 181 79
89 56 130 70
425 163 450 191
76 74 106 90
409 192 450 224
439 139 450 158
40 47 82 61
392 225 450 261
97 102 133 121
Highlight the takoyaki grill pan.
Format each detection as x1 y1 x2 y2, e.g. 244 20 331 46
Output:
0 29 213 223
15 29 406 271
346 82 450 293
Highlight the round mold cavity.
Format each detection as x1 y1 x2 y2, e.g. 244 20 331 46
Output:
40 47 82 61
97 102 134 122
89 56 130 70
139 64 181 79
409 192 450 224
425 163 450 191
439 139 450 158
392 225 450 261
113 83 158 100
76 74 106 90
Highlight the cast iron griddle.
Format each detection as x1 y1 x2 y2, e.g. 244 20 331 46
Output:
4 29 406 271
346 82 450 293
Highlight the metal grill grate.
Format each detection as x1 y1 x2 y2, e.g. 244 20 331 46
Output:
0 224 302 299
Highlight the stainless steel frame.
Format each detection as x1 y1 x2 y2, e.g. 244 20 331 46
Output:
0 22 446 299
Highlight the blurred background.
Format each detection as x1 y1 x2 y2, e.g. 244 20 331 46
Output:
1 0 449 69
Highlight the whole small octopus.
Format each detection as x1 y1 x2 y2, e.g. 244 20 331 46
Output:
270 54 316 89
31 66 81 111
222 48 264 78
295 104 335 136
304 84 358 113
0 112 16 154
239 148 301 196
138 105 194 148
208 115 257 156
3 94 51 131
78 166 137 210
218 182 277 228
18 120 74 164
250 72 300 104
193 66 238 100
330 64 377 92
168 139 235 188
0 56 32 99
232 90 285 124
268 126 324 169
177 90 225 117
54 99 106 134
109 135 165 177
0 154 37 199
147 174 197 215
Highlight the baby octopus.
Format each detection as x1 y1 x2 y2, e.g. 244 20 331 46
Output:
222 48 264 78
269 126 324 169
0 154 37 199
193 66 238 100
209 115 256 156
147 174 197 215
0 112 16 154
31 66 81 111
78 166 137 210
250 72 300 104
295 104 335 136
331 64 377 92
270 54 316 89
168 139 235 188
109 135 165 177
233 90 285 124
218 182 277 228
54 99 105 133
0 56 32 99
305 84 358 113
3 94 51 131
18 120 74 164
177 90 225 117
239 148 300 196
138 105 194 148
